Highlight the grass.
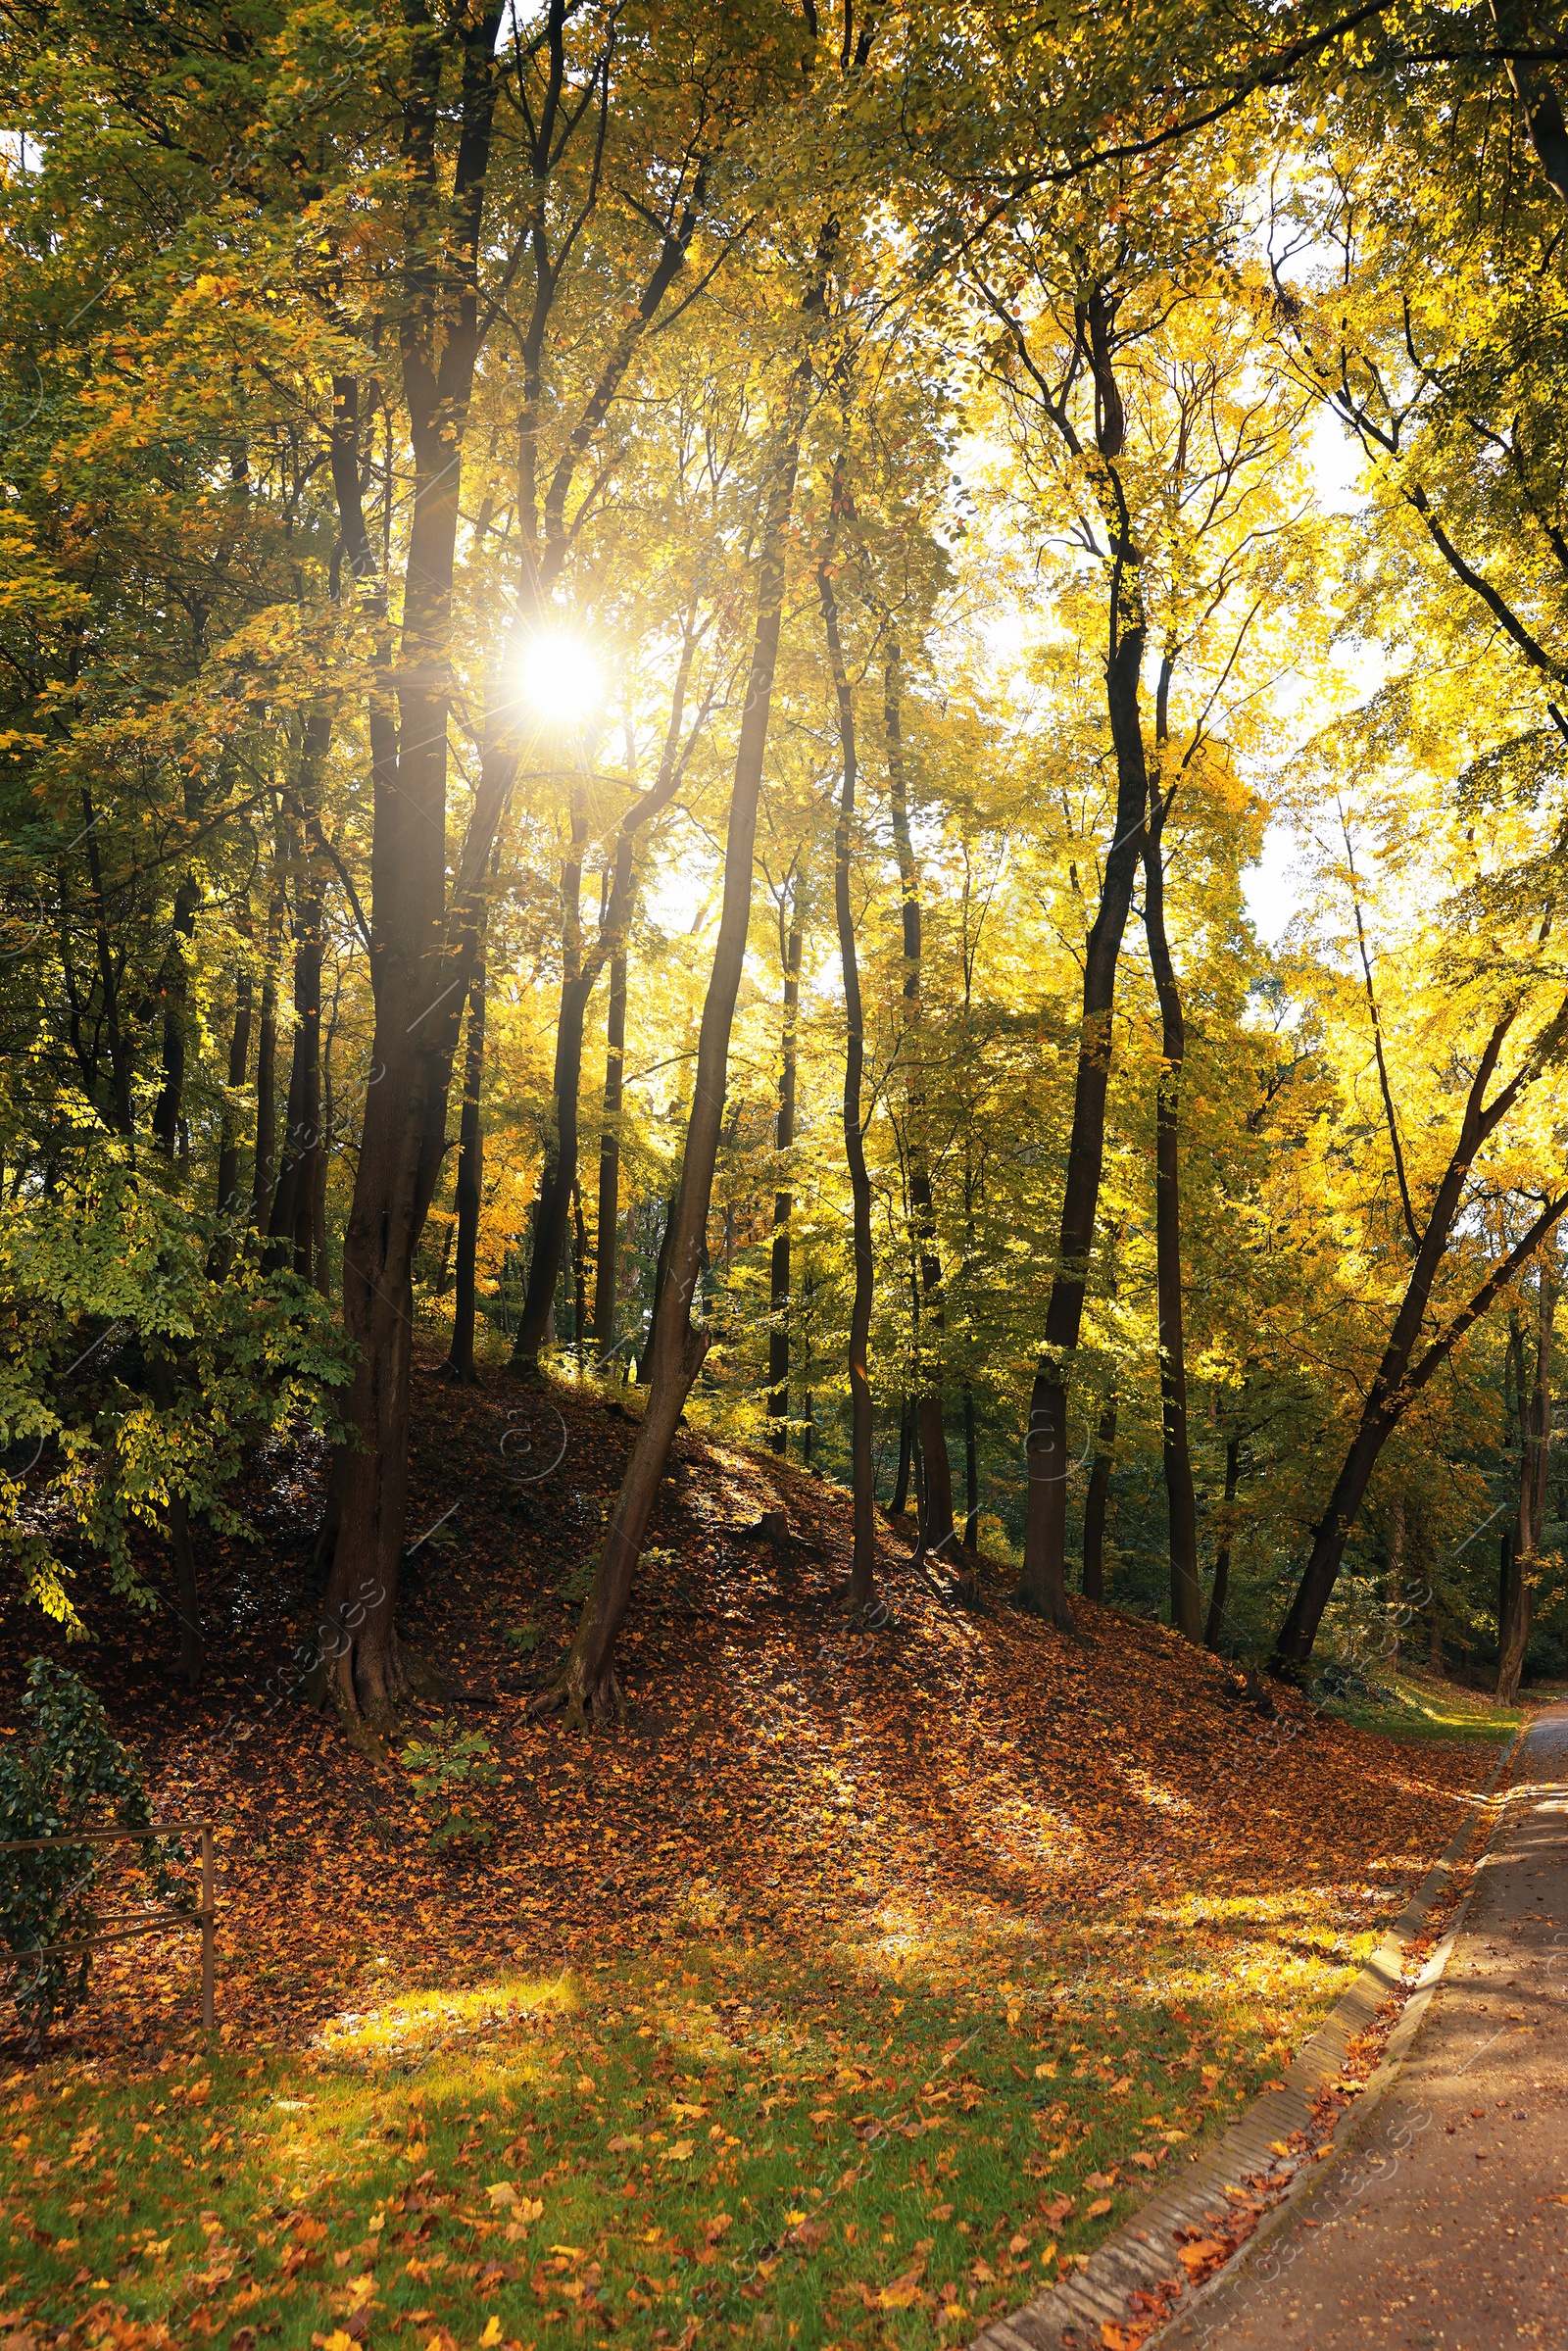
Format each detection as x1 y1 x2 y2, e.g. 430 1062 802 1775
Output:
0 1364 1518 2348
1316 1664 1528 1745
1 1927 1358 2351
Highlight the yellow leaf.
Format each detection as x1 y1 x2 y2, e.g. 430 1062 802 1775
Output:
479 2321 503 2348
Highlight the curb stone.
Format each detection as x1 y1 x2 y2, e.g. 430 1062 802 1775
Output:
968 1721 1527 2351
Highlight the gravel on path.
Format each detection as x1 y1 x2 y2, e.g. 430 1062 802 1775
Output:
1153 1703 1568 2350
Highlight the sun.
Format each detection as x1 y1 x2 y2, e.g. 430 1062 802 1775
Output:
516 629 602 726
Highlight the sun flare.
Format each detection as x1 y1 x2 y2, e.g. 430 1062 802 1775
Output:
516 629 601 725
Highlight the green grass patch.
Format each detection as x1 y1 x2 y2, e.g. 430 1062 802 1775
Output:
1317 1666 1524 1745
0 1938 1310 2350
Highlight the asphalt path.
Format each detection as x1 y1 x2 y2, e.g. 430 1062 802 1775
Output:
1155 1703 1568 2350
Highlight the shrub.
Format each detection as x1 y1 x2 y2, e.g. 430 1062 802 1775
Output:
0 1660 188 2033
399 1719 500 1852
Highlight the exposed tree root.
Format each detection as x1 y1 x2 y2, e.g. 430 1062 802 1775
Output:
1011 1583 1078 1634
529 1657 621 1727
824 1579 884 1623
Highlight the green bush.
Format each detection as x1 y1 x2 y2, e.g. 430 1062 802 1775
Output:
399 1719 501 1852
0 1660 188 2033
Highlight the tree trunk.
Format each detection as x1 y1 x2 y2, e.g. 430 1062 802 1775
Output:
768 883 804 1453
1387 1489 1404 1669
316 9 515 1731
209 966 253 1276
268 759 328 1281
513 788 591 1369
151 877 200 1167
1142 787 1201 1640
1020 617 1147 1622
571 1179 589 1354
962 1384 979 1551
443 948 486 1384
885 635 956 1553
1499 1259 1557 1701
249 948 279 1235
1204 1435 1241 1651
638 1179 681 1383
539 386 806 1717
314 973 338 1298
269 714 331 1278
591 942 627 1362
1081 1395 1118 1603
515 616 707 1374
1020 297 1148 1624
818 545 876 1605
1273 1021 1568 1674
888 1404 913 1517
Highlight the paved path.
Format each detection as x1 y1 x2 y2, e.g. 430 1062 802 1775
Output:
1157 1705 1568 2350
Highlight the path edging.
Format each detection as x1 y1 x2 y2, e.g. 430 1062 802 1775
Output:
969 1722 1526 2351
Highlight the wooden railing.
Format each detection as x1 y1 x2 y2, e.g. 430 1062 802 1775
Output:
0 1820 215 2026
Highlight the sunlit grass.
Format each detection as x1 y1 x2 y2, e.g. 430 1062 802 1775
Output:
1318 1665 1528 1744
1 1905 1392 2351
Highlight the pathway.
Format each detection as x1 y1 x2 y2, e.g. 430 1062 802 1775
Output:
1154 1703 1568 2350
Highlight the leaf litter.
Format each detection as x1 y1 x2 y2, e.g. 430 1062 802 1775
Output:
0 1356 1503 2348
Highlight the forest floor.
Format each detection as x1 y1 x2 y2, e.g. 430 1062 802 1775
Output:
0 1345 1535 2351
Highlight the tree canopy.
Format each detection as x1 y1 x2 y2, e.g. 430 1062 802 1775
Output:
5 0 1568 1716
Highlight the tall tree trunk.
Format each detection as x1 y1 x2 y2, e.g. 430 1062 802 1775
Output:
151 876 200 1167
513 787 590 1369
538 384 807 1717
888 1404 913 1518
1499 1259 1557 1701
209 965 253 1276
818 543 876 1606
1019 294 1148 1625
514 616 708 1373
1204 1435 1241 1651
768 882 804 1453
638 1178 681 1384
249 922 280 1235
884 635 956 1553
1386 1489 1404 1669
314 969 340 1298
316 8 516 1730
591 942 627 1361
269 714 331 1278
443 948 487 1384
1273 1000 1568 1674
1081 1395 1118 1603
571 1179 589 1353
74 784 134 1137
962 1385 979 1551
1142 783 1201 1640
